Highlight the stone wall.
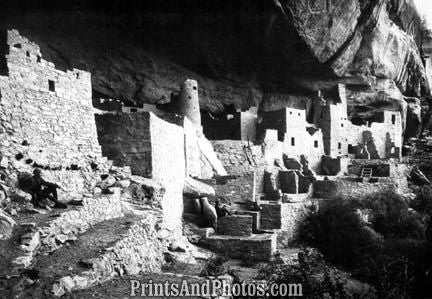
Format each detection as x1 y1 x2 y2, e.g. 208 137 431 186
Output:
95 112 185 235
149 113 185 235
260 202 282 230
0 29 101 167
203 234 276 261
348 159 391 177
208 172 255 203
95 113 152 176
279 200 317 247
313 179 401 200
216 215 253 236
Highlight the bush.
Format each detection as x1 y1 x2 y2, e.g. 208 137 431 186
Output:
296 192 432 298
258 249 368 298
411 185 432 216
296 200 383 267
364 192 425 240
200 256 226 277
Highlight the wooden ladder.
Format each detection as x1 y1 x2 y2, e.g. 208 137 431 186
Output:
361 167 373 179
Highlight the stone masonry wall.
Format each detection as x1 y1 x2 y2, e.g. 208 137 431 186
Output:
208 172 255 203
96 112 185 235
149 112 185 235
313 179 400 200
95 113 152 176
0 30 101 167
217 215 253 236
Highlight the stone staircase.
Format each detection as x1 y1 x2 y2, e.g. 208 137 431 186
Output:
184 172 317 263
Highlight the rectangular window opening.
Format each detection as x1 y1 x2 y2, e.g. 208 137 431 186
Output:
37 55 41 63
391 114 396 125
48 80 55 92
26 51 30 57
338 142 342 150
314 140 318 148
291 137 295 146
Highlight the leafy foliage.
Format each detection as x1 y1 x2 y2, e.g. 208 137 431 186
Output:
200 255 227 277
295 191 432 298
258 249 351 299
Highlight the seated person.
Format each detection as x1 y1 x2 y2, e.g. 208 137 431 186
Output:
29 168 67 209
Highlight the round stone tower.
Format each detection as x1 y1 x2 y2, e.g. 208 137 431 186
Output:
178 79 201 128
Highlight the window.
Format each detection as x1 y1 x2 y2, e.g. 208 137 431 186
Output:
289 111 292 115
314 140 318 148
348 144 354 154
320 110 324 118
26 51 30 57
48 80 55 92
131 108 137 112
76 73 80 79
298 113 300 116
193 86 197 90
13 43 21 49
341 123 344 127
37 55 41 63
338 142 342 149
391 114 396 125
291 137 295 146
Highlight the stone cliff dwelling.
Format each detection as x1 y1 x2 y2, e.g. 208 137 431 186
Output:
0 1 430 294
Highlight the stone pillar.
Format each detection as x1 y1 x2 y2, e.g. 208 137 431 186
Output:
179 79 201 128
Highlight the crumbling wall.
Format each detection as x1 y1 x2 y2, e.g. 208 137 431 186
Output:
206 172 255 202
0 29 101 167
95 113 152 176
95 112 185 235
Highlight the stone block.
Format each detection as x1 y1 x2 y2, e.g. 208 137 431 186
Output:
260 202 282 230
217 215 253 236
203 233 276 261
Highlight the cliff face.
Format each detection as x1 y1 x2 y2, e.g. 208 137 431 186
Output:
1 0 428 135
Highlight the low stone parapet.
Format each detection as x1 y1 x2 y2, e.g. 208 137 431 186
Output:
203 233 276 261
217 215 253 236
259 201 282 230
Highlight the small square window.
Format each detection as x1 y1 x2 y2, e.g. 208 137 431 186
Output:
314 140 318 148
291 137 295 146
193 86 197 90
48 80 55 92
